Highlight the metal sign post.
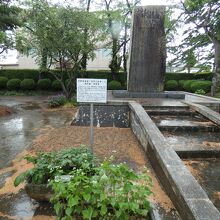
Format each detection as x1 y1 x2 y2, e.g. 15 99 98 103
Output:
89 103 94 153
76 78 107 154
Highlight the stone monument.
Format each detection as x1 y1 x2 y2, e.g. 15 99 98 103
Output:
113 6 184 99
128 6 166 92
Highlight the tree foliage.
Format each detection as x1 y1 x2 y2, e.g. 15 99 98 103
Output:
170 0 220 93
16 0 104 99
0 0 21 54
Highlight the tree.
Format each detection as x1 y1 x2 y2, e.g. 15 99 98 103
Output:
0 0 21 54
102 0 140 80
181 0 220 94
16 0 104 99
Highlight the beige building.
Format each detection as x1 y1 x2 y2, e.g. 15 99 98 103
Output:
0 49 111 70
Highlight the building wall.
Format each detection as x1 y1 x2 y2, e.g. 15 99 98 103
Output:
1 49 111 70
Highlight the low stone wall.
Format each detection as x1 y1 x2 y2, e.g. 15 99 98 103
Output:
71 101 129 128
184 101 220 125
129 101 220 220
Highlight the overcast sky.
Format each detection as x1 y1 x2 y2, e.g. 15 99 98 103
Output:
0 0 181 64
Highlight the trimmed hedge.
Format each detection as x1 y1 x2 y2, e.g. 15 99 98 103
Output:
165 72 213 81
52 80 62 90
37 78 51 90
7 79 21 90
190 80 212 93
108 80 122 90
165 80 178 91
0 77 8 89
20 79 35 90
183 80 197 92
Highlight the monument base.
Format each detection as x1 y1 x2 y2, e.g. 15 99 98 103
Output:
112 90 185 99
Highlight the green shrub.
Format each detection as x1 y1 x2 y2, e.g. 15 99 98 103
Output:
52 80 62 90
178 80 186 90
37 78 51 90
14 147 95 186
0 77 8 89
183 80 196 92
165 80 178 90
165 72 213 81
20 79 35 90
7 79 21 90
48 94 67 108
195 89 206 95
0 69 40 81
108 80 122 90
190 80 212 93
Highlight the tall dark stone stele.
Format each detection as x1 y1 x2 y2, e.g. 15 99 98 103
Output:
127 6 166 93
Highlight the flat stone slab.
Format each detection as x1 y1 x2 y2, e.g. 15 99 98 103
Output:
163 131 220 158
184 101 220 126
112 90 185 99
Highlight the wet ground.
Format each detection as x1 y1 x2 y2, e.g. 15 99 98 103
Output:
0 96 181 219
184 158 220 211
163 131 220 152
0 97 73 169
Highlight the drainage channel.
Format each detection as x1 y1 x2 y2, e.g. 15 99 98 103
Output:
145 105 220 212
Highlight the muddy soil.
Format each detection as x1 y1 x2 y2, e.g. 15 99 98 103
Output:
0 105 15 117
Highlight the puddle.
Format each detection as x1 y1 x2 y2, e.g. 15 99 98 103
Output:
184 158 220 211
0 99 73 169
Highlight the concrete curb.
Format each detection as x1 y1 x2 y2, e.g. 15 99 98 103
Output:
129 101 220 220
184 101 220 126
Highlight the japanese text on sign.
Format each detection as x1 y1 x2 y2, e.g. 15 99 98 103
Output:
77 78 107 103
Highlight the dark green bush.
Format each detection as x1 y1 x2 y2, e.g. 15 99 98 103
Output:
37 78 51 90
183 80 196 92
20 79 35 90
165 80 178 90
165 72 213 81
0 69 40 81
108 80 122 90
178 80 186 90
52 80 62 90
0 77 8 89
7 79 21 90
190 80 212 93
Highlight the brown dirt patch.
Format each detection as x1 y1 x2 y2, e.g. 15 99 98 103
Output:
0 105 15 117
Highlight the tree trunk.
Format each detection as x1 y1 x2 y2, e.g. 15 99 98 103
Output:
123 22 128 72
109 38 120 81
211 39 220 96
81 0 91 70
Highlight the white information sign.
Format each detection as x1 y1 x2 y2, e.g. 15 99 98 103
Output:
77 78 107 103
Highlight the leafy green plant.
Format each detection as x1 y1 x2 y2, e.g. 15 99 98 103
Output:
195 89 206 95
7 79 21 90
20 79 35 90
50 160 152 220
48 94 67 108
14 147 95 186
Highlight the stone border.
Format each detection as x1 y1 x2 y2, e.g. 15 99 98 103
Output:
184 101 220 126
112 90 185 99
129 101 220 220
